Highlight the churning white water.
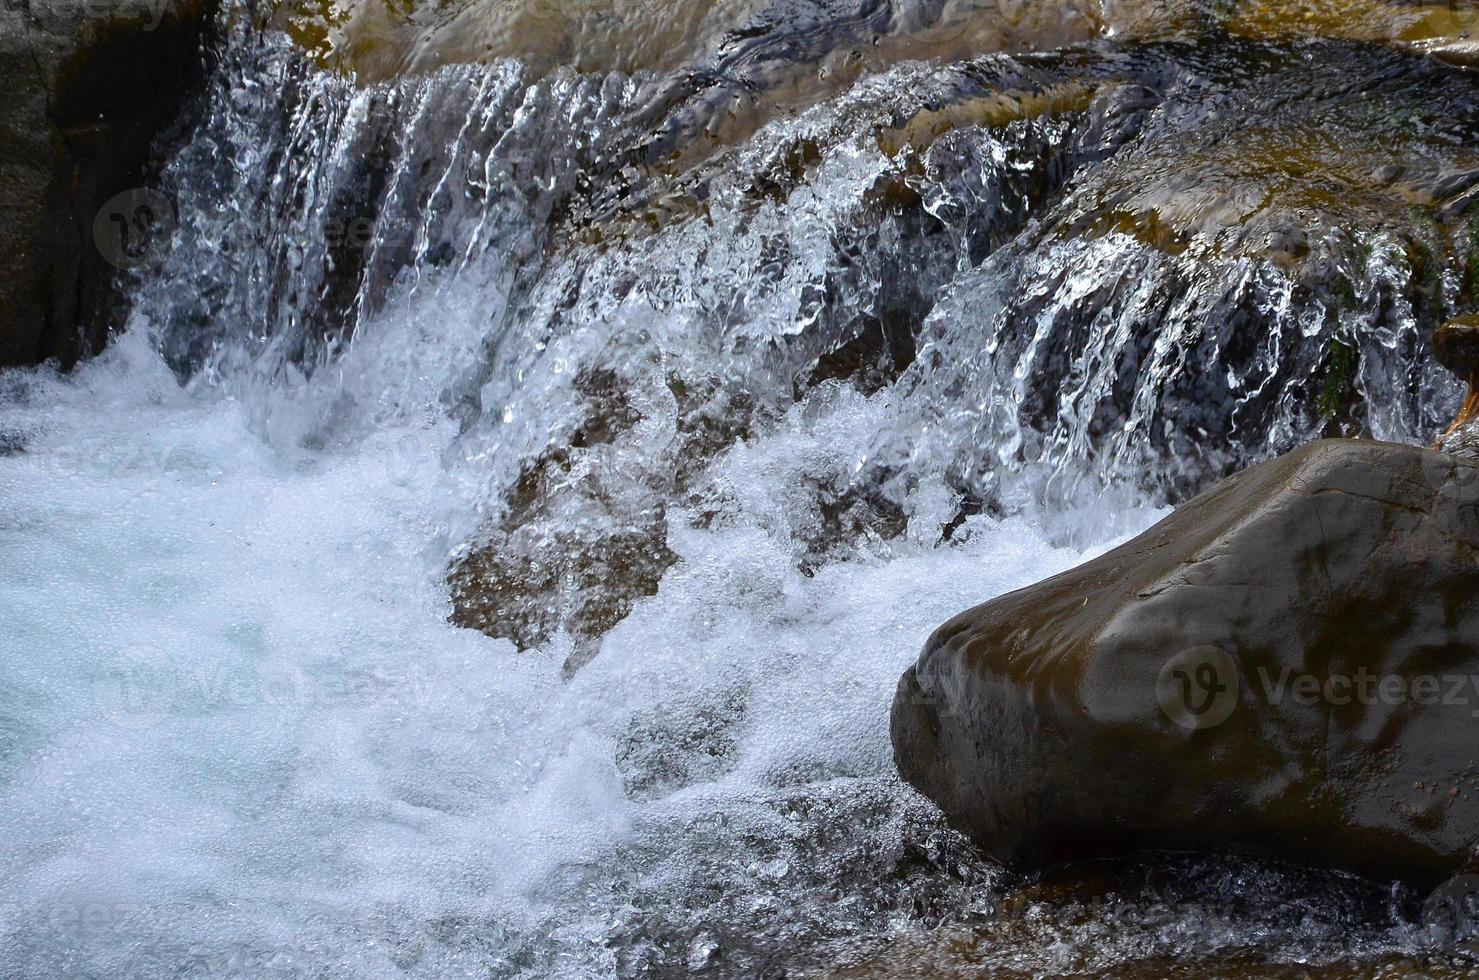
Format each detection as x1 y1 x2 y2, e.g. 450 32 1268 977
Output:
4 4 1472 974
0 320 1131 977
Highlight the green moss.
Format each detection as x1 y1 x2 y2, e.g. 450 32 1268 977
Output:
1320 337 1359 430
1466 213 1479 303
1400 234 1449 327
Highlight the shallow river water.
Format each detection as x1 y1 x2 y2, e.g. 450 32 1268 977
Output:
4 0 1479 976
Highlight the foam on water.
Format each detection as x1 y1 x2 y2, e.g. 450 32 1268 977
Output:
0 325 1133 976
6 9 1477 975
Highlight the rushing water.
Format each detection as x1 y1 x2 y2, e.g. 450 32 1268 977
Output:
4 0 1479 976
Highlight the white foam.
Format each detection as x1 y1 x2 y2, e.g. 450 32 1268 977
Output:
0 327 1146 975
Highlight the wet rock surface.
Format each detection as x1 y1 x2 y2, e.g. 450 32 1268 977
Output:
804 854 1477 979
1434 315 1479 458
0 0 212 367
893 438 1479 883
436 37 1479 662
55 0 1479 973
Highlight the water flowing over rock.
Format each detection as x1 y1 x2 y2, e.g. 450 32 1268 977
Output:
893 439 1479 883
125 15 1479 654
1433 315 1479 457
7 0 1479 975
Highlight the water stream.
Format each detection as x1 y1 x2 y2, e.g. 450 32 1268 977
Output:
4 0 1479 975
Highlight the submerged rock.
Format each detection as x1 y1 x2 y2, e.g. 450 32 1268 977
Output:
447 367 681 674
893 438 1479 884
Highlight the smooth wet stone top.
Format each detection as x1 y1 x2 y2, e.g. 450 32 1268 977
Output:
892 439 1479 885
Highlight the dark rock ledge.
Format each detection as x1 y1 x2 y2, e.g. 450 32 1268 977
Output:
0 0 212 367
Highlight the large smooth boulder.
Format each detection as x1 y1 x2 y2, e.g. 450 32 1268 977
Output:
892 439 1479 884
0 0 211 367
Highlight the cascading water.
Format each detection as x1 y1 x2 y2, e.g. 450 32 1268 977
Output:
4 0 1479 975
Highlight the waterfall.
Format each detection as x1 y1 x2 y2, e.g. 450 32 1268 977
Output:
3 1 1477 975
134 17 1469 515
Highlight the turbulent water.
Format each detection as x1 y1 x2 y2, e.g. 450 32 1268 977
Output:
5 0 1479 976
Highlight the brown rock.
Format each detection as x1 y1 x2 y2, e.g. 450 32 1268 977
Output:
893 439 1479 884
0 0 212 366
